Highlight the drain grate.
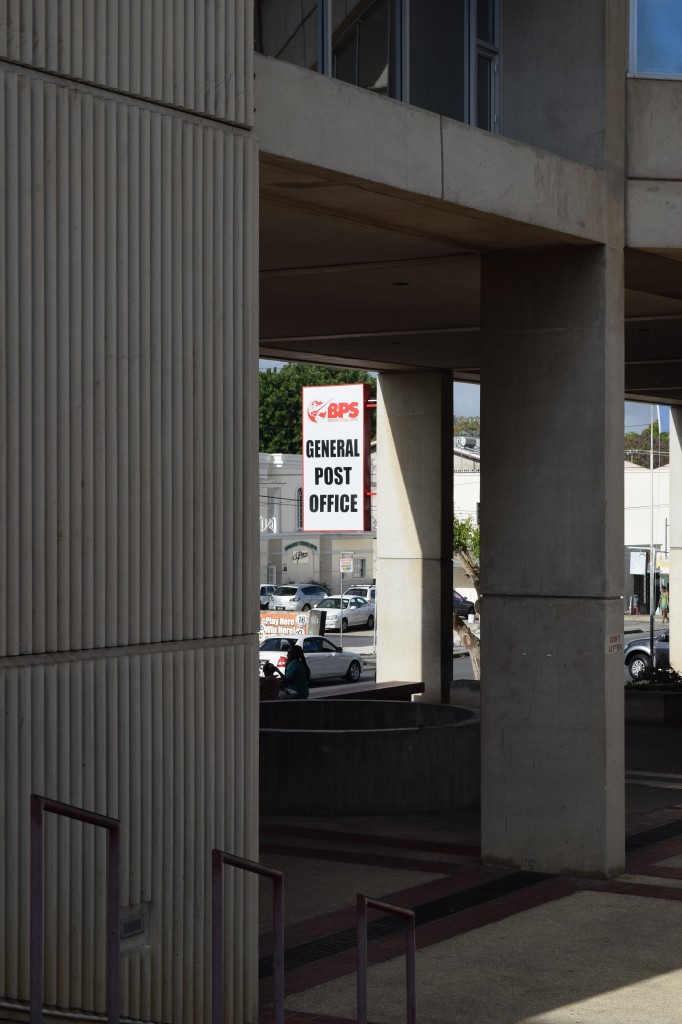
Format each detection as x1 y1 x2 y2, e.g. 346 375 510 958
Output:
258 870 552 979
626 818 682 852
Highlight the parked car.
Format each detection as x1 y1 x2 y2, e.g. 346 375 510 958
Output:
260 584 276 609
624 631 670 679
315 595 375 631
258 635 363 683
344 584 377 604
268 584 329 612
453 590 475 617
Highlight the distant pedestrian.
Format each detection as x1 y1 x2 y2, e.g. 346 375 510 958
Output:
660 585 669 623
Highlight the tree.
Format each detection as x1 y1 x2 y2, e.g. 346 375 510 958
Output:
259 363 376 453
624 424 669 468
453 514 481 679
453 415 480 437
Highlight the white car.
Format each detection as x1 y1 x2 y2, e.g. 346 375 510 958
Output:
344 584 376 604
315 595 375 631
258 635 363 683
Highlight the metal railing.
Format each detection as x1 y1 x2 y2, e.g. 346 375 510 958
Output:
212 849 284 1024
30 795 121 1024
356 895 416 1024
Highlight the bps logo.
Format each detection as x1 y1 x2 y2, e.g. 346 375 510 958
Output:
306 399 360 423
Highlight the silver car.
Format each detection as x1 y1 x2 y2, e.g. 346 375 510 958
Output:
258 635 363 683
315 595 375 631
268 584 329 612
624 631 670 679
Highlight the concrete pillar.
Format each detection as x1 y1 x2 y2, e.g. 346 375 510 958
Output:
376 372 453 702
669 408 682 669
480 245 624 877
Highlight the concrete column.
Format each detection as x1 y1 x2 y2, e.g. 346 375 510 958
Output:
480 245 624 877
669 408 682 669
376 372 453 702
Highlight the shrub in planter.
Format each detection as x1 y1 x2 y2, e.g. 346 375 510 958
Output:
625 666 682 692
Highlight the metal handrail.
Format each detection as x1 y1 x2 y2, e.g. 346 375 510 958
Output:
356 894 416 1024
212 849 284 1024
30 795 121 1024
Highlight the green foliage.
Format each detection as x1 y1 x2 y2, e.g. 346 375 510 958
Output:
453 515 480 564
259 363 376 454
625 666 682 691
624 424 669 468
454 416 480 437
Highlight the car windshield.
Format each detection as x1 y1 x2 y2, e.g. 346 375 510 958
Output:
273 587 297 596
318 598 344 609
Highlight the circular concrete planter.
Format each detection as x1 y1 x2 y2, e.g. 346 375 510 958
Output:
260 700 480 816
625 690 682 725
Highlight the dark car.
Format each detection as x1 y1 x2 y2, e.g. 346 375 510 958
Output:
453 590 475 617
623 631 670 680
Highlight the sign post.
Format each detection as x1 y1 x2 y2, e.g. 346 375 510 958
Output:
339 554 354 646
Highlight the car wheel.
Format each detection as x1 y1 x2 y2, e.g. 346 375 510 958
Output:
342 617 348 631
366 614 374 630
302 604 311 612
628 653 652 680
345 660 361 682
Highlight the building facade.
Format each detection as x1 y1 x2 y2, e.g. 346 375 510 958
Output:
3 0 682 1020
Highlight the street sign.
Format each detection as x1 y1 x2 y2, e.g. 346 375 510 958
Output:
340 557 353 574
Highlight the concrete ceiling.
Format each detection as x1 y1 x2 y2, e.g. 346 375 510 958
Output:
260 155 682 404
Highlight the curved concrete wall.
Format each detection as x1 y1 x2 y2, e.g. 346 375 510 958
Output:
260 701 480 815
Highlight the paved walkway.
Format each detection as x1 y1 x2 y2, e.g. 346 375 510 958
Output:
257 722 682 1023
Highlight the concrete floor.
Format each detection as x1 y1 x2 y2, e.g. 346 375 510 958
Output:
257 722 682 1023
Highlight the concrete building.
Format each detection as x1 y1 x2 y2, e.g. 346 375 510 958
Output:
258 438 477 596
259 451 377 593
3 0 682 1020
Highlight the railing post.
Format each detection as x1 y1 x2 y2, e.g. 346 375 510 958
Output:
29 795 121 1024
356 894 368 1024
356 894 416 1024
30 796 44 1024
212 849 285 1024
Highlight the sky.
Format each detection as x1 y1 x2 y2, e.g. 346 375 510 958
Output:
259 361 669 434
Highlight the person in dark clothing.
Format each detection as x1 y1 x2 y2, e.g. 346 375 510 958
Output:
279 644 310 699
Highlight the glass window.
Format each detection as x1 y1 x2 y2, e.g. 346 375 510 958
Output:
477 0 495 44
332 0 390 94
256 0 319 71
634 0 682 75
476 53 492 129
256 0 500 129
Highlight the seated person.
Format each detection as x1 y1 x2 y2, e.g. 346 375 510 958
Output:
279 644 310 700
259 661 283 701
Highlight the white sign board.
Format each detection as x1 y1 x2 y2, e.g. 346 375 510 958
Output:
630 550 647 575
340 557 353 574
302 383 371 532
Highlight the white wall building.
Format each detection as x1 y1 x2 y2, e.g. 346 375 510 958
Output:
624 459 670 611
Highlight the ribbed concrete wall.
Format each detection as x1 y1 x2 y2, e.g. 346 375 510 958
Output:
0 0 253 127
0 643 259 1022
0 65 257 657
0 39 259 1024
